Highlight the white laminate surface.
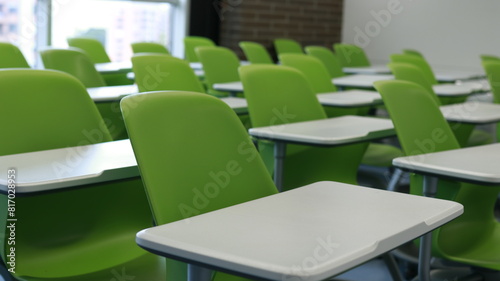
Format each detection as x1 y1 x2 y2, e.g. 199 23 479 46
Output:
432 84 473 97
332 74 394 89
317 90 382 107
440 102 500 124
342 65 391 75
137 181 463 281
0 140 138 194
249 116 394 145
213 81 243 93
393 143 500 184
220 97 248 114
95 62 133 74
87 85 139 102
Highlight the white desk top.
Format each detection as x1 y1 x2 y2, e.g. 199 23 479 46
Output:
393 143 500 185
249 115 394 146
457 79 490 92
317 90 382 107
467 92 493 103
434 70 485 83
190 61 249 71
432 84 473 97
440 102 500 124
0 140 138 194
219 97 248 114
87 85 139 102
95 61 133 74
332 74 394 89
137 181 462 281
213 81 243 93
343 65 391 75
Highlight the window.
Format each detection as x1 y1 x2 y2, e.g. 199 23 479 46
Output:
51 0 175 62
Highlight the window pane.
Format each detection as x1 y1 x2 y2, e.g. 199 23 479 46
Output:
52 0 172 62
0 0 38 65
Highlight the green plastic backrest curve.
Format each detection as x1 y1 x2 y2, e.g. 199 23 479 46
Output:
273 38 303 55
403 49 423 57
387 62 440 105
305 46 345 78
184 36 216 62
390 54 438 85
0 42 30 68
480 54 500 62
196 46 240 96
280 53 337 93
482 61 500 104
333 43 370 67
67 37 111 63
239 41 273 64
131 42 170 55
0 69 111 155
40 48 107 88
132 54 205 93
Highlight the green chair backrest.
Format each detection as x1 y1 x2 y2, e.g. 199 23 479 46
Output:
67 37 111 63
183 36 216 62
374 80 500 264
390 53 438 85
305 46 345 78
239 41 273 64
387 62 439 105
132 54 205 93
482 61 500 104
280 53 337 93
121 91 278 280
131 42 170 55
333 43 370 67
0 69 164 280
480 54 500 62
0 42 30 68
403 49 424 57
40 48 107 88
196 46 240 96
240 64 368 189
273 38 303 55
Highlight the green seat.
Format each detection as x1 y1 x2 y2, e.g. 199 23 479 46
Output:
0 42 30 68
196 46 241 97
239 64 369 190
374 79 500 273
131 42 170 55
482 61 500 142
67 37 132 86
239 41 274 64
388 62 493 148
280 54 403 189
132 54 204 93
273 38 303 56
305 46 345 78
402 49 424 57
183 36 215 62
40 48 128 140
121 91 277 281
333 43 371 67
0 69 164 280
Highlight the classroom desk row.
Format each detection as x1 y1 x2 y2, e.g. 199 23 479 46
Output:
0 115 468 281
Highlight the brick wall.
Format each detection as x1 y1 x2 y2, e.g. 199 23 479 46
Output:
216 0 344 61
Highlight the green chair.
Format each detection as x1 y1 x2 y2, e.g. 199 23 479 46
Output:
132 54 204 93
273 38 303 56
67 37 132 86
280 54 403 189
388 62 493 148
305 46 345 78
0 42 30 68
40 48 128 140
480 54 500 62
482 61 500 142
196 46 241 97
0 69 164 281
239 41 274 64
183 36 215 62
374 79 500 277
239 64 369 190
402 49 424 57
333 43 371 67
131 42 170 55
121 91 277 281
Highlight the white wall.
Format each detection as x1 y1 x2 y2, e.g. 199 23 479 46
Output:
341 0 500 71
